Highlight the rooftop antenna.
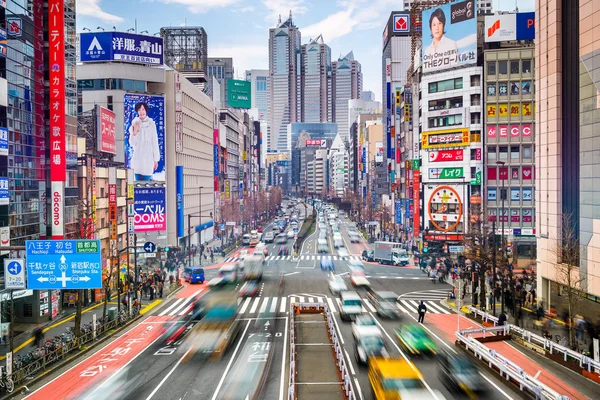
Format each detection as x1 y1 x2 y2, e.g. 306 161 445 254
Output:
278 14 281 25
289 10 292 21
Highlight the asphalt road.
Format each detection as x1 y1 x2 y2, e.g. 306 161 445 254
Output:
21 209 524 400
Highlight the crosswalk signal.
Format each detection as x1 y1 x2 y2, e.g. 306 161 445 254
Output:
423 242 428 253
164 247 170 252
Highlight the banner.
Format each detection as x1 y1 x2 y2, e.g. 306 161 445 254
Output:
124 94 165 182
485 12 535 43
133 187 166 232
413 171 420 236
422 0 477 73
48 0 65 182
0 127 7 156
375 142 384 163
0 177 7 205
176 166 184 238
79 32 163 65
422 128 470 149
428 149 464 162
96 105 116 154
386 58 391 159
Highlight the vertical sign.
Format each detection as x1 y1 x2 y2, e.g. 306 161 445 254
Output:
413 170 420 236
385 58 392 159
176 166 184 238
225 180 231 199
214 129 220 191
126 169 135 256
175 72 183 153
91 158 97 232
96 106 117 154
48 0 65 182
51 181 64 239
108 167 117 258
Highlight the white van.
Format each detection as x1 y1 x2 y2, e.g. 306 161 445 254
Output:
340 291 363 321
318 238 329 253
333 232 344 248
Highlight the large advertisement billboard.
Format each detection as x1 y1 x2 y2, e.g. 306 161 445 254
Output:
176 166 184 238
485 12 535 43
79 32 163 65
133 187 166 232
422 0 477 73
124 94 165 182
375 142 384 163
96 105 116 154
227 79 251 109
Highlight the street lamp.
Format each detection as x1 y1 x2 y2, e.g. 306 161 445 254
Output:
496 160 506 313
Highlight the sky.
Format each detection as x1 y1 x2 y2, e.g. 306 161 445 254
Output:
77 0 535 103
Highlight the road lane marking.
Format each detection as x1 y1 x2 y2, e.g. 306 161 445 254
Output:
146 347 192 400
308 297 314 302
270 298 278 313
140 299 163 315
327 297 337 313
298 296 305 302
317 296 324 303
239 297 252 313
284 271 300 276
259 297 270 313
159 298 185 316
362 299 376 313
396 302 409 314
280 297 287 313
171 298 194 316
426 301 451 314
279 316 289 400
343 348 356 375
290 296 296 304
249 297 261 313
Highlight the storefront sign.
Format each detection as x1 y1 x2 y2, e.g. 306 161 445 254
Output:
413 171 420 236
422 128 470 149
51 181 64 238
428 149 463 162
97 106 116 154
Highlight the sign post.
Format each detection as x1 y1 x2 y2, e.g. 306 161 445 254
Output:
4 259 25 289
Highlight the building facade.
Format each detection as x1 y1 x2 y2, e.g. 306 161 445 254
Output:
332 51 362 141
301 35 331 123
245 69 269 122
160 27 208 90
208 57 234 108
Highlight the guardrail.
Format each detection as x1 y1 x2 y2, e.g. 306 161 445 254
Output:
465 306 600 373
287 302 356 400
456 326 566 399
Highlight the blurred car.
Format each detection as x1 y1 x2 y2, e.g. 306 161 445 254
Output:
348 259 366 273
328 274 347 295
438 351 486 396
337 247 349 258
208 263 239 287
264 231 275 243
351 314 381 341
286 230 295 239
367 291 400 319
349 231 361 243
320 257 335 272
350 271 370 287
255 243 269 256
257 226 263 233
278 246 290 256
239 281 259 297
395 323 438 356
361 250 374 262
355 335 388 365
276 233 288 244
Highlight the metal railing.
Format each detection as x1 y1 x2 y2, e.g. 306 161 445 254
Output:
456 326 567 400
466 306 600 373
287 302 356 400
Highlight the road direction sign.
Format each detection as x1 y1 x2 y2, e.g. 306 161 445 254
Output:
4 259 25 289
449 245 465 253
143 241 157 253
26 240 102 290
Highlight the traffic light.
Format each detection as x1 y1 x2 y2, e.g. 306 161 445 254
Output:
423 242 428 253
164 247 170 252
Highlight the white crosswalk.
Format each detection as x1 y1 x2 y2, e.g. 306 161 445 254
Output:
159 293 451 317
223 255 362 262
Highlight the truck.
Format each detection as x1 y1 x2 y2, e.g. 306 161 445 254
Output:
374 241 405 265
243 254 265 280
183 290 241 361
249 230 260 247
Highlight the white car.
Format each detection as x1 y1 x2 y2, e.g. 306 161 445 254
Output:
328 274 347 296
350 272 370 287
287 230 295 239
351 315 382 341
337 247 349 257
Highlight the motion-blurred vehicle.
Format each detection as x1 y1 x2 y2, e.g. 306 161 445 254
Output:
350 271 370 287
374 241 404 265
320 256 334 272
328 274 347 296
249 230 260 247
368 357 427 400
438 351 486 396
349 231 361 243
367 291 400 319
319 222 327 230
286 230 295 239
239 281 259 297
355 335 388 365
318 238 328 253
208 264 238 287
243 254 265 280
333 232 344 248
276 233 288 244
395 323 438 356
255 243 269 256
340 291 363 321
397 248 410 266
278 246 290 256
183 266 205 284
242 234 251 246
264 231 275 243
257 226 263 233
362 250 374 262
351 314 381 341
337 247 349 258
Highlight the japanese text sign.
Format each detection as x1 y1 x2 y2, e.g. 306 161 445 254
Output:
79 32 163 65
49 0 65 182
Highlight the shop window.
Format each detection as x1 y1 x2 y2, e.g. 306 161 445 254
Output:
523 145 532 159
499 146 508 160
511 146 520 159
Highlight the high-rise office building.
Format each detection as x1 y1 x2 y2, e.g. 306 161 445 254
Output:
268 13 301 153
332 51 363 141
208 58 234 108
245 69 269 122
301 35 332 123
161 27 208 90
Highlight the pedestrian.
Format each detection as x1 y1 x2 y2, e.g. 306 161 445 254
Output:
515 306 523 328
418 300 427 323
32 326 44 349
498 311 507 326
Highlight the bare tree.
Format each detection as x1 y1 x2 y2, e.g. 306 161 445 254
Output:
551 213 583 348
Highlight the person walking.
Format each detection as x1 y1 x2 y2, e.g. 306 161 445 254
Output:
498 311 507 326
418 301 427 323
32 326 44 349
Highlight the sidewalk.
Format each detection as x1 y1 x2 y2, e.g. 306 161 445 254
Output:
0 283 179 360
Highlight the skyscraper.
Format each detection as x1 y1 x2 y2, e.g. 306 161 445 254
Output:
207 57 234 108
300 35 332 123
268 13 301 153
245 69 269 122
332 51 363 141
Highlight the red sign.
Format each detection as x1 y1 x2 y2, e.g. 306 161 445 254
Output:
522 124 532 136
475 148 482 161
522 166 532 180
428 149 463 162
413 171 420 236
499 167 508 180
499 125 508 137
487 126 496 138
425 234 464 241
49 0 66 182
395 15 408 31
98 106 116 154
305 139 324 147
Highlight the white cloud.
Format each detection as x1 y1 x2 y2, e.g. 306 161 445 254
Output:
76 0 124 24
210 44 268 77
161 0 240 14
261 0 308 25
302 7 356 42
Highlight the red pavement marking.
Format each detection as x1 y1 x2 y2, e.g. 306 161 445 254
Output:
175 282 208 298
26 317 168 400
426 314 586 400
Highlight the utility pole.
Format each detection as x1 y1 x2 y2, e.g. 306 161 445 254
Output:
492 220 497 316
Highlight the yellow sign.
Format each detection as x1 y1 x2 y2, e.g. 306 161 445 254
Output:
243 151 247 161
510 104 520 117
522 103 532 117
225 180 230 199
422 128 470 149
127 184 134 199
487 104 497 118
498 103 508 117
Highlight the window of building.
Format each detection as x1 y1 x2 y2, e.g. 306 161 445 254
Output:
487 83 496 96
470 75 481 87
522 188 532 201
487 146 497 161
499 61 507 74
471 93 481 106
521 81 532 95
488 188 497 200
487 61 496 75
499 146 508 160
510 61 520 74
428 78 463 93
523 145 532 159
428 114 462 128
510 82 520 95
499 82 508 96
522 59 532 73
511 146 520 159
511 188 520 201
428 96 462 111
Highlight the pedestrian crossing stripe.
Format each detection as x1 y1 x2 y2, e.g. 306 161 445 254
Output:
158 294 452 317
224 255 362 262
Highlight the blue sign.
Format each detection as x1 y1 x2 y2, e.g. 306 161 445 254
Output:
0 28 7 58
395 200 402 225
143 242 156 253
176 166 184 238
276 160 288 167
26 240 102 290
516 12 535 41
386 81 391 159
213 144 220 177
0 127 6 156
4 259 26 289
195 221 214 232
0 177 8 205
79 32 164 65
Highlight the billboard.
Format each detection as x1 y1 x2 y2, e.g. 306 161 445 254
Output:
133 187 166 232
485 12 535 42
49 0 65 183
422 0 477 73
227 79 251 108
305 139 326 147
0 28 6 57
375 142 384 163
428 149 464 162
422 128 470 149
426 185 464 232
79 32 163 65
0 127 7 156
124 94 165 182
96 105 116 154
176 166 184 238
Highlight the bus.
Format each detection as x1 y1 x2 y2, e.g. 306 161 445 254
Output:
249 230 260 247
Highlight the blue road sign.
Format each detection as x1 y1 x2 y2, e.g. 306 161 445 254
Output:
4 259 26 289
26 240 102 290
143 241 156 253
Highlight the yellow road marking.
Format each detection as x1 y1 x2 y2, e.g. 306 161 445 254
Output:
140 299 162 315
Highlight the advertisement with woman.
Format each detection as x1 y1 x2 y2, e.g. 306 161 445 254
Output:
422 0 477 73
124 94 165 181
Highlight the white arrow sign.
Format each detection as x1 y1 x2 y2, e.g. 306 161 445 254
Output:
60 255 66 264
37 272 92 287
